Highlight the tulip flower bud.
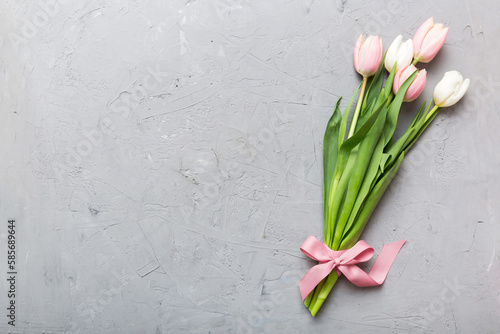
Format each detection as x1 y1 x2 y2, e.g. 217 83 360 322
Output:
413 17 449 63
385 35 413 73
353 34 383 77
393 65 427 102
433 71 470 107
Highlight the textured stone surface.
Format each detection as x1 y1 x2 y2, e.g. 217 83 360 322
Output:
0 0 499 333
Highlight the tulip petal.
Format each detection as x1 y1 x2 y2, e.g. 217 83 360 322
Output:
392 68 402 94
404 69 426 102
359 36 372 74
385 36 414 73
353 34 364 73
434 71 470 107
353 35 383 77
393 65 417 94
400 39 414 69
444 77 470 107
385 35 403 72
366 37 382 76
433 71 457 105
420 26 449 63
413 17 434 57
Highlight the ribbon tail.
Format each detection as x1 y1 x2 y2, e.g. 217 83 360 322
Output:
340 240 406 287
369 239 406 283
299 262 334 301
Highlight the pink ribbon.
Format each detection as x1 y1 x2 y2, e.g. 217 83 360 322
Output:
299 236 406 301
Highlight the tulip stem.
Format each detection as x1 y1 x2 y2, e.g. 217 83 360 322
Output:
412 56 422 66
348 77 368 138
424 104 440 122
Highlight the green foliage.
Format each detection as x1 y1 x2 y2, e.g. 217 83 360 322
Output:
307 61 442 316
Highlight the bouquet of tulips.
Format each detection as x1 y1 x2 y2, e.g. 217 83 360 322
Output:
300 17 470 316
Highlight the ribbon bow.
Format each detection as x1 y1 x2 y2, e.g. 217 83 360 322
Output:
299 236 406 301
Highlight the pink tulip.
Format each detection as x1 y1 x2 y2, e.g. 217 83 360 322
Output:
353 34 383 77
393 65 427 102
413 17 449 63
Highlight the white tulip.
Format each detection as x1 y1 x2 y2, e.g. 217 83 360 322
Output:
384 35 413 73
433 71 470 107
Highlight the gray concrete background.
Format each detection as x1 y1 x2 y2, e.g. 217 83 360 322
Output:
0 0 499 333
